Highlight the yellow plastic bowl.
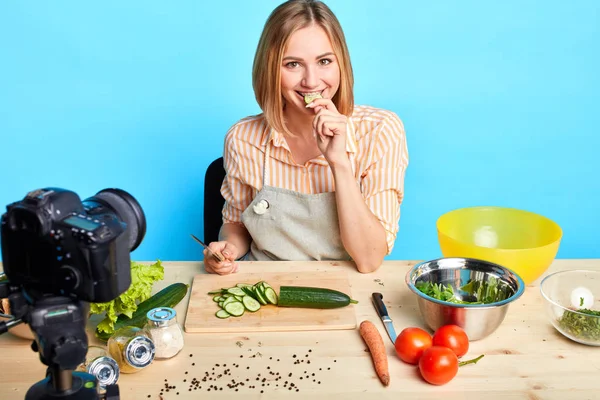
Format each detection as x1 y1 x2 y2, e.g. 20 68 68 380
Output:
437 207 562 284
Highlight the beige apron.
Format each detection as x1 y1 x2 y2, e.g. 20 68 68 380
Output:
241 134 354 261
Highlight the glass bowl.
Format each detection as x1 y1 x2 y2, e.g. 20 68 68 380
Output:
540 270 600 346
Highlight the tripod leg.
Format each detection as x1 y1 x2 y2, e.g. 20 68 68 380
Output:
103 384 120 400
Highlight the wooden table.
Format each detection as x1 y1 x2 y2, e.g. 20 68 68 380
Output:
1 260 599 400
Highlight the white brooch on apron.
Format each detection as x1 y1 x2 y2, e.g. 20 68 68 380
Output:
252 199 269 215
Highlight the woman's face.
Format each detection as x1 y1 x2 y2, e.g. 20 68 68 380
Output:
280 24 340 115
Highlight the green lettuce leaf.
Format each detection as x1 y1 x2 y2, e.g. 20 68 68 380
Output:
90 260 164 335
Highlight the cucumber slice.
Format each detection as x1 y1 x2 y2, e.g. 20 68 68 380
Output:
216 309 231 319
236 283 253 288
234 295 245 302
213 295 223 302
264 287 278 305
224 301 245 317
222 296 237 307
259 281 273 290
253 287 268 305
208 290 223 295
218 301 224 308
227 287 246 297
242 296 261 312
241 286 259 301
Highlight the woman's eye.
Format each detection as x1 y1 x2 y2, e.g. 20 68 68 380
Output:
319 58 332 65
285 61 300 68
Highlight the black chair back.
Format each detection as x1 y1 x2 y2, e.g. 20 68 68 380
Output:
203 157 226 244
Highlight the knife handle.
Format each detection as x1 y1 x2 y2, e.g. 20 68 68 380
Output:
372 292 389 318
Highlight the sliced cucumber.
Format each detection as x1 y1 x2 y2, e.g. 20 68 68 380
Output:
216 309 231 319
236 283 253 288
227 287 246 297
211 280 282 319
224 301 245 317
254 288 268 305
242 296 261 312
264 287 278 305
241 286 259 301
222 296 238 307
259 281 273 290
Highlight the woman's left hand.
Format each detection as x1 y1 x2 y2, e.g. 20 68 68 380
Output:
307 98 348 166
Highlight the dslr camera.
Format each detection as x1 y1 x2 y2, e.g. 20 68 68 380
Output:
0 187 146 400
1 187 146 302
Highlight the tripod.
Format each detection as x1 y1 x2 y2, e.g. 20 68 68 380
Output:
0 282 119 400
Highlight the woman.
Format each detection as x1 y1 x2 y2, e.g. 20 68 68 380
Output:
204 0 408 274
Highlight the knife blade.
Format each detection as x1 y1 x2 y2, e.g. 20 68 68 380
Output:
190 234 225 262
372 292 397 344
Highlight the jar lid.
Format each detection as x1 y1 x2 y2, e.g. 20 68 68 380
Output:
147 307 177 327
88 356 120 388
125 336 155 368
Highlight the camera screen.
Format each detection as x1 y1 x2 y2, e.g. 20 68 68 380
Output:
63 216 99 231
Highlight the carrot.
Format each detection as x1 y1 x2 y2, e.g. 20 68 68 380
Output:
359 320 390 386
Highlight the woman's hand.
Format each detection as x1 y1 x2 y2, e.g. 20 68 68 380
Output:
203 241 240 275
307 98 348 166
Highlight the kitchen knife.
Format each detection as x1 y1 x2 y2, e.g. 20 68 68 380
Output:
190 234 225 262
372 292 397 344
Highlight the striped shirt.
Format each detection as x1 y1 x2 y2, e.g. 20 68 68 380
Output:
221 105 409 253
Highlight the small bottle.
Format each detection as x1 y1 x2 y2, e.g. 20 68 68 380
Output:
76 346 120 390
107 326 155 373
144 307 185 359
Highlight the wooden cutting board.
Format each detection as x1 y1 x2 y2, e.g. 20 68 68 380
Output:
184 270 357 333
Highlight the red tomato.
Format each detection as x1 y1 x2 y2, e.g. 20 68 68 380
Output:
432 325 469 358
394 327 432 365
418 346 459 385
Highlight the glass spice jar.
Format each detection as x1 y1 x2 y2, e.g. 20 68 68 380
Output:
76 345 120 390
143 307 185 359
107 326 155 373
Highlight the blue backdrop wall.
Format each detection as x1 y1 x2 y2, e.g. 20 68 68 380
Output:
1 0 598 262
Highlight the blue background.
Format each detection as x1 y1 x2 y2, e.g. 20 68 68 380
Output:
1 0 598 262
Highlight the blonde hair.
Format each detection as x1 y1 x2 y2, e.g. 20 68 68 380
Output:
252 0 354 136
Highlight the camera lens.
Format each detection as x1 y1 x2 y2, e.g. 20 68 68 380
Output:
89 189 147 251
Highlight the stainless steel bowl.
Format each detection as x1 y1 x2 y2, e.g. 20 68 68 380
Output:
405 257 525 341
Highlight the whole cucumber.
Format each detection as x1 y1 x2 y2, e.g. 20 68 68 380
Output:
95 282 188 341
278 286 359 309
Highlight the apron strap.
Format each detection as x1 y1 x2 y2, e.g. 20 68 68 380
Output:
263 132 272 187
